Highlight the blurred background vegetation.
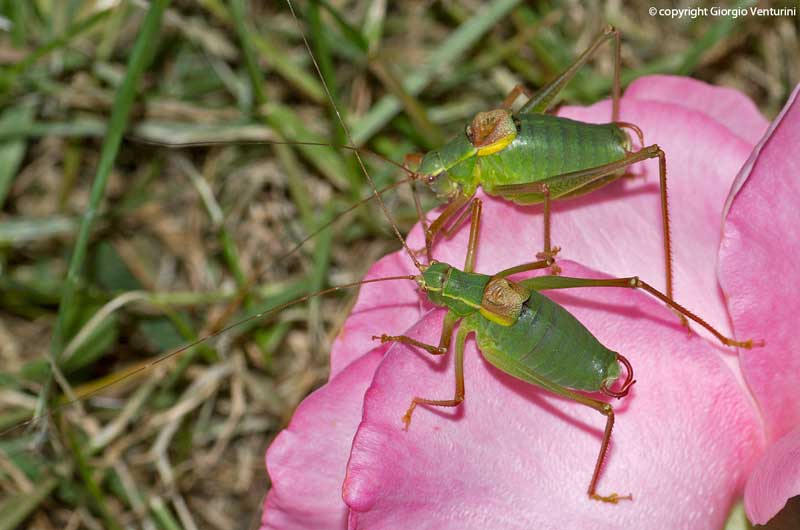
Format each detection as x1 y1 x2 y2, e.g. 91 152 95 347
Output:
0 0 797 529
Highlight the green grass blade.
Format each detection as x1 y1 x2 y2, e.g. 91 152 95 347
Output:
370 60 444 147
64 424 124 530
0 7 113 90
228 0 352 192
228 0 268 107
46 0 171 418
250 33 326 103
150 497 184 530
266 102 351 190
0 477 59 530
0 216 79 245
0 103 35 208
315 0 369 53
6 0 27 46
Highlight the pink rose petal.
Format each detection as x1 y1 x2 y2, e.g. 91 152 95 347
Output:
744 423 800 525
718 83 800 442
626 75 769 145
263 78 784 530
329 252 420 377
262 350 382 530
344 261 764 529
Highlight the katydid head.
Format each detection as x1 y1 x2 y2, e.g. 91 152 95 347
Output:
414 134 477 200
413 108 517 200
415 157 460 201
415 260 451 306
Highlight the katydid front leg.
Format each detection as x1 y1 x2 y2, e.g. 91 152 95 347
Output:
399 323 468 430
373 311 463 430
420 193 474 260
376 199 483 428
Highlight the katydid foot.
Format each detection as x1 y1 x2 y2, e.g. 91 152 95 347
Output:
401 402 417 431
724 337 764 349
674 308 691 330
536 246 562 275
411 245 428 258
590 492 633 504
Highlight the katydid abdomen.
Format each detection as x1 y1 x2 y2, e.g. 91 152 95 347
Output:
470 291 620 391
476 114 631 202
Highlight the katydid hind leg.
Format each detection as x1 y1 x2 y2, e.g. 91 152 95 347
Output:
505 365 632 503
653 148 682 325
523 275 762 349
493 259 553 279
585 399 631 504
520 25 620 121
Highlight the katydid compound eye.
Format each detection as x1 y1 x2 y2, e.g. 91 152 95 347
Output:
427 173 439 184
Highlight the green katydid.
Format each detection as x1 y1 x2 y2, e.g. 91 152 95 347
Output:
368 196 759 503
9 129 760 505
